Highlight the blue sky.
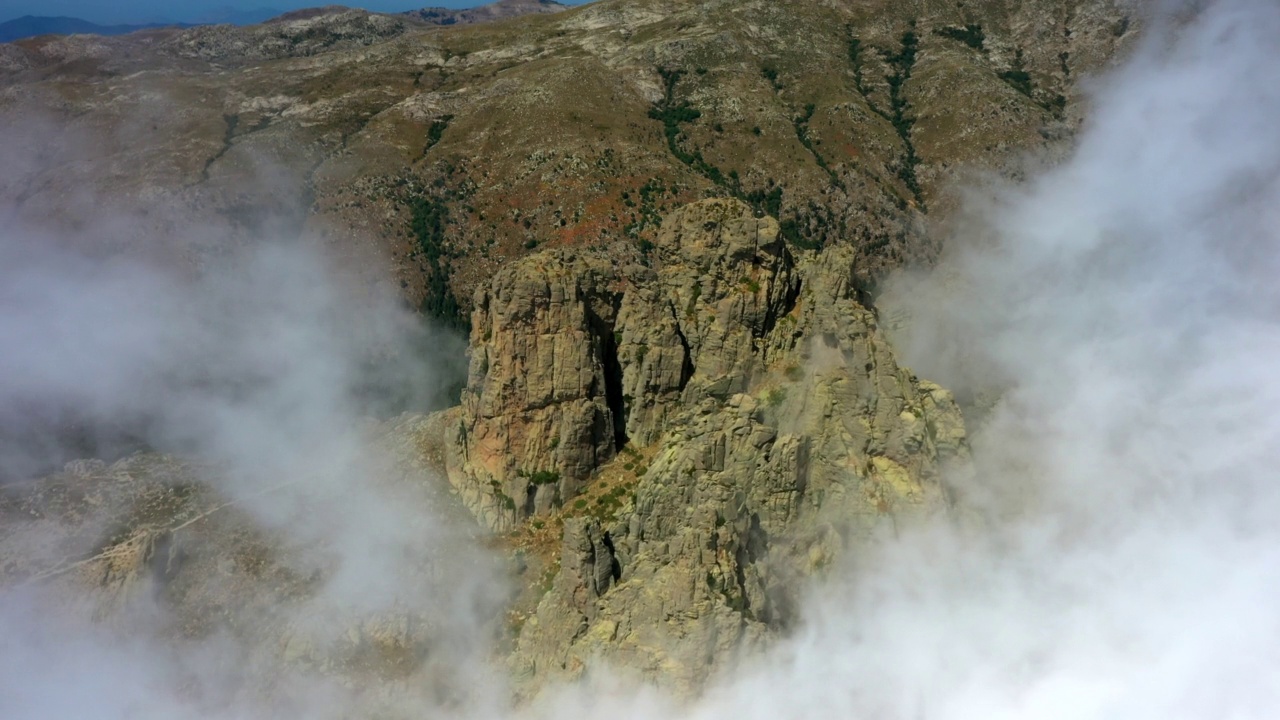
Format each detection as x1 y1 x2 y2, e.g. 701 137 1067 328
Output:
1 1 589 25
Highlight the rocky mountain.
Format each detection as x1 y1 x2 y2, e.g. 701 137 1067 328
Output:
472 198 969 694
405 0 569 26
0 0 1134 329
0 0 1135 707
0 196 969 699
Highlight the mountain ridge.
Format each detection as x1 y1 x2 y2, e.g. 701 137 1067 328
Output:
403 0 569 26
0 0 1136 333
0 15 194 43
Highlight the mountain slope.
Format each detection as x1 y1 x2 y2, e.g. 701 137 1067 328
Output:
0 0 1135 332
404 0 569 26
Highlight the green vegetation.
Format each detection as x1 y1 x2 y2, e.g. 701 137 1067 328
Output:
648 68 729 187
685 281 703 320
885 27 924 205
623 177 669 237
424 114 454 154
793 102 842 188
744 185 783 220
529 470 561 486
489 478 517 511
540 562 559 594
580 481 634 522
408 193 470 332
765 387 787 407
996 48 1067 119
1046 93 1067 118
647 67 824 249
650 69 703 146
934 24 985 51
761 64 782 90
848 26 924 209
847 33 866 95
200 114 240 182
998 49 1033 98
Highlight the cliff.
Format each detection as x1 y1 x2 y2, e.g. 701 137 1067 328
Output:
437 198 969 692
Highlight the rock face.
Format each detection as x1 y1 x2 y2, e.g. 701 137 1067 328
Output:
157 9 411 64
618 200 802 442
443 199 806 530
440 198 969 692
441 252 624 530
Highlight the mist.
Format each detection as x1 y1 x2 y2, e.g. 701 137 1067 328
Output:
722 0 1280 716
4 0 1280 717
0 192 502 715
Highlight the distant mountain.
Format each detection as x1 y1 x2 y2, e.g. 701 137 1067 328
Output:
0 9 282 44
403 0 567 26
0 16 186 43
